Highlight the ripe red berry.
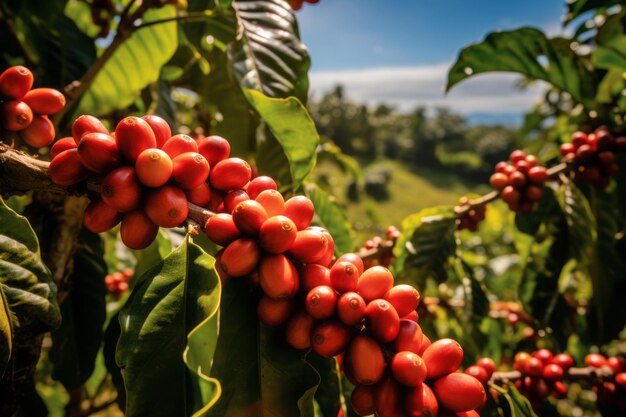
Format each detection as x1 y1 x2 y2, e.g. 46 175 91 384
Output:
49 149 89 186
337 292 366 325
405 383 438 417
220 238 261 277
542 363 564 381
101 167 142 212
135 148 173 187
615 372 626 389
232 200 268 235
310 321 350 358
171 152 210 189
185 182 212 206
161 134 198 158
336 253 365 276
72 115 109 144
510 149 527 163
259 254 299 299
210 157 252 191
330 261 360 293
607 356 625 374
197 135 230 166
115 116 157 161
305 285 337 319
300 264 331 292
584 353 607 368
346 335 385 385
204 213 240 246
288 229 329 263
246 176 277 199
50 137 76 158
141 115 171 148
83 199 121 233
77 132 120 173
515 159 530 174
145 185 188 228
257 296 293 326
350 385 375 417
528 166 548 184
465 365 489 385
259 215 297 253
500 185 520 205
356 266 394 302
0 66 33 100
391 351 427 387
1 100 33 131
418 334 431 355
571 131 587 148
223 189 250 214
560 142 575 156
373 375 404 417
394 319 423 354
255 189 285 216
514 352 531 371
532 348 554 365
283 196 315 230
432 373 486 412
551 353 574 371
20 115 55 147
508 170 526 188
489 172 509 190
120 210 159 250
285 312 315 349
524 357 544 376
384 284 420 317
422 338 464 379
22 88 66 114
365 299 400 343
476 357 496 378
524 185 543 202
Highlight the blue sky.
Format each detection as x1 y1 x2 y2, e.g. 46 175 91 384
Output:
297 1 569 123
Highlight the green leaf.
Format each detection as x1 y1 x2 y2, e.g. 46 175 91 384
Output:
593 12 626 71
565 0 622 23
307 355 343 417
77 6 178 115
393 206 457 287
0 286 12 378
116 237 221 417
133 229 173 279
244 88 320 191
305 183 354 255
230 0 310 102
208 279 319 417
64 0 101 38
446 28 596 108
50 230 107 389
555 182 596 265
0 197 60 334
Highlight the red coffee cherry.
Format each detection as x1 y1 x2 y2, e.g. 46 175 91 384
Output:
141 115 171 148
542 364 564 381
223 189 250 214
585 353 607 368
346 335 385 385
162 134 198 158
135 148 173 187
246 176 277 199
1 101 33 131
285 312 315 349
561 142 576 156
402 310 419 322
524 357 544 376
171 152 210 189
185 182 212 206
300 264 331 292
284 196 315 230
220 238 260 277
336 253 365 276
422 338 463 379
500 185 520 205
514 352 531 371
508 170 526 188
120 210 159 250
305 285 337 319
115 116 157 161
510 149 527 163
20 115 55 147
310 321 350 358
418 334 431 355
288 229 329 263
432 373 486 412
394 319 423 354
465 365 489 385
571 131 587 148
615 372 626 389
337 292 366 325
0 66 33 99
384 284 420 317
101 167 141 213
391 351 427 387
255 189 285 216
515 159 530 174
210 157 252 190
50 137 76 158
22 88 65 114
607 356 625 374
259 254 299 299
197 135 230 166
350 385 375 417
259 215 297 253
373 374 404 417
405 383 438 417
72 115 109 144
524 185 543 202
145 185 188 228
204 213 240 246
49 149 89 186
476 357 496 378
257 296 293 326
77 132 120 173
489 172 509 190
232 200 268 236
356 266 394 302
532 348 554 365
551 353 574 371
83 199 121 233
528 166 548 184
365 299 400 343
330 261 360 293
312 227 335 267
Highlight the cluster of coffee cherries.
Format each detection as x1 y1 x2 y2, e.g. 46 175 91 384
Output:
489 150 548 213
561 127 626 188
456 197 486 232
584 353 626 410
289 0 319 11
0 66 65 148
49 114 233 250
512 349 573 408
104 269 132 298
359 225 400 269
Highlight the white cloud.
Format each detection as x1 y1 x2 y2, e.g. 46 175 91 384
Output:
309 64 547 115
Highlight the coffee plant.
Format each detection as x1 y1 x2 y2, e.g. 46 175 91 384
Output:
0 0 625 416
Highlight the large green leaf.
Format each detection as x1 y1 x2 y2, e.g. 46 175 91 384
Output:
0 286 12 378
244 88 320 191
230 0 310 102
208 279 319 417
77 6 178 115
50 230 107 389
565 0 622 23
446 28 596 108
305 183 354 255
116 237 221 417
392 206 457 286
307 355 343 417
555 182 596 265
593 12 626 72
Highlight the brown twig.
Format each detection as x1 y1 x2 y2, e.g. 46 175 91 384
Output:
490 365 615 384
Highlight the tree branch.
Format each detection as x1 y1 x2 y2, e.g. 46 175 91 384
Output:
490 365 615 384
